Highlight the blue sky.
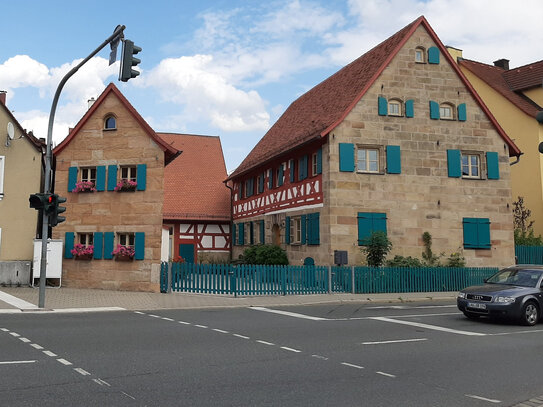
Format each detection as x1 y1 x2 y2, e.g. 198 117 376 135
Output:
1 0 541 171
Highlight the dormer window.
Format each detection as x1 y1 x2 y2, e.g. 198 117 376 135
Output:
104 115 117 130
415 47 426 63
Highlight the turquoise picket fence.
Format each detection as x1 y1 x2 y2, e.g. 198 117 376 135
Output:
515 246 543 265
160 262 498 296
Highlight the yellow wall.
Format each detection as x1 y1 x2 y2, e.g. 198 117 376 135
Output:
523 88 543 107
460 67 543 236
0 109 42 261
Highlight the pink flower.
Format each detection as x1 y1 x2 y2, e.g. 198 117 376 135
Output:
112 244 135 258
114 179 137 192
71 244 94 257
72 181 97 193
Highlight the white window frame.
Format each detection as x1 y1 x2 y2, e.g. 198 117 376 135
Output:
415 47 425 63
0 156 4 199
118 233 135 248
290 217 302 244
357 148 380 173
120 166 137 182
311 153 318 176
440 103 454 120
78 233 94 246
388 100 402 116
80 167 97 183
462 153 481 179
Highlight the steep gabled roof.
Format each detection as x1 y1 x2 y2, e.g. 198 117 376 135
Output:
229 16 520 180
158 133 230 221
0 99 44 152
460 59 542 118
53 83 179 163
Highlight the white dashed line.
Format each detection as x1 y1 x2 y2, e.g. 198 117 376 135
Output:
341 362 364 369
149 314 160 318
161 317 174 321
376 371 396 378
362 338 427 345
9 332 20 337
30 344 43 350
212 329 229 334
280 346 301 353
233 334 250 339
465 394 501 404
57 358 72 366
1 328 9 332
311 354 329 360
195 324 208 329
93 378 111 387
122 391 136 400
134 311 145 315
43 350 57 357
74 368 91 376
19 337 31 343
0 360 36 365
256 340 275 346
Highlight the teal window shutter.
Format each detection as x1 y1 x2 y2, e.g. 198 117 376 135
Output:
268 169 274 189
259 220 265 244
249 222 254 245
68 167 78 192
278 165 284 186
308 213 320 245
339 143 355 172
457 103 467 121
136 164 147 191
96 166 106 191
316 148 322 175
386 145 401 174
238 223 244 245
358 213 387 245
104 232 114 259
107 165 118 191
463 218 491 249
258 173 264 194
232 223 237 246
486 152 500 180
428 47 440 64
299 155 308 181
429 101 440 119
301 215 307 245
134 232 145 260
289 160 296 182
405 100 414 118
447 149 462 178
285 216 291 244
93 232 103 259
64 232 74 259
378 96 388 116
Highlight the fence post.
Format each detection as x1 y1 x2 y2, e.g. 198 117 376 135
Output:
328 266 332 294
168 262 172 293
230 266 237 298
282 266 287 296
351 266 355 294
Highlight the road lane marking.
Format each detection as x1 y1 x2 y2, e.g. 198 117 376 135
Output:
1 328 9 332
371 317 486 336
312 355 329 360
341 362 364 369
134 311 145 315
195 324 208 329
161 317 174 321
121 391 136 400
256 340 275 346
465 394 501 404
376 371 396 378
0 291 38 310
149 314 160 318
0 360 36 365
57 358 72 366
343 312 460 321
212 329 229 334
362 338 428 345
9 332 20 337
178 321 191 325
43 351 57 357
250 307 329 321
74 368 91 376
280 346 301 353
30 344 43 350
233 334 250 339
19 337 31 343
93 378 111 387
490 329 543 336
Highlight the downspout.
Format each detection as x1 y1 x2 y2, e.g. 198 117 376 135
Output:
510 153 522 166
224 180 234 263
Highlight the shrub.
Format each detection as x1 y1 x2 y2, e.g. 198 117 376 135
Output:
445 251 465 267
514 229 543 246
360 231 392 267
385 255 423 267
242 245 289 265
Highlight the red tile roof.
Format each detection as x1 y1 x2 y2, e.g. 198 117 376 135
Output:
460 59 542 118
158 133 231 221
228 16 521 180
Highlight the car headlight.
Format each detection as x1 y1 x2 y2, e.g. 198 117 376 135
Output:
495 296 515 303
457 292 466 299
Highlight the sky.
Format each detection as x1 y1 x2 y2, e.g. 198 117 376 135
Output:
0 0 541 172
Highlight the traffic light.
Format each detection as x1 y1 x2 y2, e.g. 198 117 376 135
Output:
29 193 53 211
119 39 142 82
49 194 67 227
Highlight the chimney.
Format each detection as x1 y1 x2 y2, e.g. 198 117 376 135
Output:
0 91 6 105
493 59 510 70
88 97 96 109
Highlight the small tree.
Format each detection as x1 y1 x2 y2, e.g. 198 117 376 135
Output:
361 231 392 267
243 245 289 265
513 196 534 233
421 231 442 266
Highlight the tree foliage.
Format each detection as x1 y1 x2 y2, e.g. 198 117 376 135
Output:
361 231 392 267
242 245 289 265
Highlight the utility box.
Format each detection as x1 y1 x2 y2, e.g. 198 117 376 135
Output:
32 239 63 287
334 250 348 266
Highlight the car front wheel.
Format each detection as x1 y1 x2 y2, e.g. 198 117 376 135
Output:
521 301 539 326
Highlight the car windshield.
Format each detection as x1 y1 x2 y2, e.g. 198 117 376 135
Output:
486 268 543 288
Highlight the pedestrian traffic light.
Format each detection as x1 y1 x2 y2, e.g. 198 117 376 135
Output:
48 194 67 227
29 193 53 211
119 39 142 82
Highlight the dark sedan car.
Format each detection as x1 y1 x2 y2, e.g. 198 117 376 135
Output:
457 265 543 326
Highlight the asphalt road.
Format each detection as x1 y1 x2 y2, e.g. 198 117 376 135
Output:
1 300 542 406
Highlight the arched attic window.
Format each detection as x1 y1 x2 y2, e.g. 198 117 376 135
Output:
439 102 455 120
104 115 117 130
388 99 403 116
415 46 426 63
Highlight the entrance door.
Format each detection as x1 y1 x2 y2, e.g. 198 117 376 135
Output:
272 224 281 246
179 244 195 264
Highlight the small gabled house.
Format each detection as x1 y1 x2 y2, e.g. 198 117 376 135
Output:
53 83 179 292
0 91 45 284
451 53 543 236
158 133 231 264
227 16 521 268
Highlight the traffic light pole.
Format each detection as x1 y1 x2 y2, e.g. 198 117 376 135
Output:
38 25 126 308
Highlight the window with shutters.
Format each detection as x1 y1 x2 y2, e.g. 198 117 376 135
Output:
439 103 454 120
118 233 135 248
104 115 117 130
357 147 381 173
120 166 137 182
415 47 426 63
80 167 97 184
312 152 319 176
462 153 481 179
388 99 402 116
357 213 387 245
289 217 302 244
78 233 94 246
276 164 284 187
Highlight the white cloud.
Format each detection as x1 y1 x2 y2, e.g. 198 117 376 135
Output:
142 54 270 132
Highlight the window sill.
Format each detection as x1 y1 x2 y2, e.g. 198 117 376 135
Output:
103 128 117 132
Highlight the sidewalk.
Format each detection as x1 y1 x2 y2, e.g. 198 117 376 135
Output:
0 286 457 312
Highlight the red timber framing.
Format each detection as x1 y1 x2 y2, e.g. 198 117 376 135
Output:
173 222 231 258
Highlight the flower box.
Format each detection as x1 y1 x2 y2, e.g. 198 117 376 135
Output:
72 181 96 193
112 244 135 260
74 253 93 260
71 244 94 259
115 253 134 262
114 179 137 192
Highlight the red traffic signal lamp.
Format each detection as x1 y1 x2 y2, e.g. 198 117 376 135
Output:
29 193 53 211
